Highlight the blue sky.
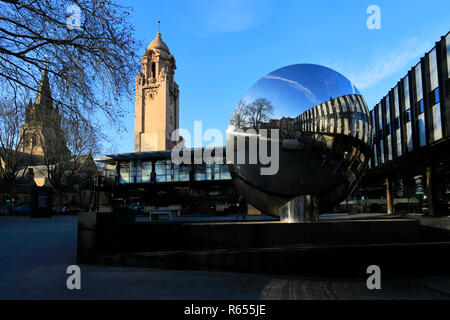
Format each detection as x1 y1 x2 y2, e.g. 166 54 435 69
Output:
242 64 360 119
105 0 450 154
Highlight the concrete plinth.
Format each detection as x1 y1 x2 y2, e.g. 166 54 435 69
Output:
280 195 319 222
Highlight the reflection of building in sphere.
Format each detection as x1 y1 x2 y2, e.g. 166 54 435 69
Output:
226 64 373 218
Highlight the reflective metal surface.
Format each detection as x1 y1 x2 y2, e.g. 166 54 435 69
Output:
226 64 372 216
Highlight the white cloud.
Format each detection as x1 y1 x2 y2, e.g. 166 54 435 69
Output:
263 75 319 105
192 0 270 34
345 37 434 90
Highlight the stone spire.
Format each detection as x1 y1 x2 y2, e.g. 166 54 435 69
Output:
19 67 66 156
34 68 53 110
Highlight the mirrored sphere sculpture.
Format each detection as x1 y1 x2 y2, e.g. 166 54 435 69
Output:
226 64 372 219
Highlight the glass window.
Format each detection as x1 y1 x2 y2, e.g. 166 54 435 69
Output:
155 160 172 182
447 33 450 78
432 103 443 142
130 161 136 183
405 109 411 123
173 164 190 182
429 49 439 90
135 160 142 183
386 97 391 125
387 139 393 161
194 164 206 181
418 115 426 147
415 64 423 101
119 162 130 184
394 117 400 130
141 161 152 183
378 104 383 129
393 87 400 118
416 99 424 114
431 88 440 105
219 163 231 180
403 76 410 110
373 144 378 166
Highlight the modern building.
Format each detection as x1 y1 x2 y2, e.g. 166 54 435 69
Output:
97 148 239 213
356 31 450 215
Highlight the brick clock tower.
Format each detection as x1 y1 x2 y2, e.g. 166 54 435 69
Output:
134 27 179 152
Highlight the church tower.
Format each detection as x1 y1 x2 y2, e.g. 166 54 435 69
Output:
20 68 66 157
135 26 179 152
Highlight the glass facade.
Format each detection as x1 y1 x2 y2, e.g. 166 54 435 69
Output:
118 155 231 184
393 86 402 157
377 104 385 164
414 64 427 147
141 161 152 183
447 33 450 78
369 32 448 168
385 97 393 161
155 160 172 182
429 48 443 142
403 75 413 151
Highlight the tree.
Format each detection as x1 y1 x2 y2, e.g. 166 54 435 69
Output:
0 0 141 126
64 118 99 185
0 97 32 185
245 98 274 129
230 99 247 129
40 116 99 207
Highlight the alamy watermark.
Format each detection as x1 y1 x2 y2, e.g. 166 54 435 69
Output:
66 4 82 30
66 265 81 290
366 265 381 290
169 121 280 176
366 5 381 30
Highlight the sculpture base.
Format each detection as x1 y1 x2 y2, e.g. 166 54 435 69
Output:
280 195 319 222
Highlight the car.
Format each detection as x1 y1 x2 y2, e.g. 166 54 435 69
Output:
12 205 31 216
60 205 81 215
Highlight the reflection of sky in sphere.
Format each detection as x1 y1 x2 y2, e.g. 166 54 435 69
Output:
242 64 360 119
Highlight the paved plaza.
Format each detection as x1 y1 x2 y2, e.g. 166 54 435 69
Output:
0 216 449 300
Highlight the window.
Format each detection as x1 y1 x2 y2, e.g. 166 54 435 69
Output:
119 162 130 184
415 64 423 101
173 164 190 182
155 160 172 182
135 160 141 183
194 164 206 181
130 161 136 183
141 161 152 183
404 76 411 110
151 62 156 78
429 87 440 105
394 117 401 130
405 109 411 122
378 129 383 139
416 99 424 114
216 163 231 180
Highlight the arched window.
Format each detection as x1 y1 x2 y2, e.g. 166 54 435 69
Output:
151 62 156 79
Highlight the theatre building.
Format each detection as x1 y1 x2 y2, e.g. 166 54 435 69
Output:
96 148 242 213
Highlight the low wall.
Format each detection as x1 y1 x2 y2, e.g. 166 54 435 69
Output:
78 213 431 256
77 212 450 276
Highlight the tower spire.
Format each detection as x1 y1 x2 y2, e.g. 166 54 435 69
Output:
34 67 52 109
158 20 160 34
